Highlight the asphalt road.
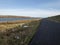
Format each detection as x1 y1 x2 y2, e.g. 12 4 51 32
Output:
29 19 60 45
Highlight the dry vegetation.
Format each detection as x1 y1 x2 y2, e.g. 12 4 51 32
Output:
0 19 40 45
0 23 24 31
47 15 60 22
0 19 39 31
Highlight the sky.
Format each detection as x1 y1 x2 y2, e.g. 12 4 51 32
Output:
0 0 60 17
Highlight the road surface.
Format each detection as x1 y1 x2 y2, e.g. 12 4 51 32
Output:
29 19 60 45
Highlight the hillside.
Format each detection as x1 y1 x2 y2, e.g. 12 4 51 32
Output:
0 15 31 18
47 15 60 22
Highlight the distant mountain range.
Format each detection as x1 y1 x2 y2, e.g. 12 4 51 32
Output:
0 15 41 19
0 15 32 18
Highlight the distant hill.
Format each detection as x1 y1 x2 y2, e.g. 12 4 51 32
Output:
0 15 41 20
0 15 31 18
47 15 60 22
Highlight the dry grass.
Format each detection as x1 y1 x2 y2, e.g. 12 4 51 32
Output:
0 23 23 31
0 19 40 32
0 19 39 24
0 19 40 45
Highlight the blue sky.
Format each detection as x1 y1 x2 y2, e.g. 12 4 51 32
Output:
0 0 60 17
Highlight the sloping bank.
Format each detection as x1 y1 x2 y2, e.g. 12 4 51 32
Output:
0 19 40 45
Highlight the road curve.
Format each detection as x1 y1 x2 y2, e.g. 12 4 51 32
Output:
29 19 60 45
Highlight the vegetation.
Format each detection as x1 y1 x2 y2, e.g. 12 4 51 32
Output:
0 19 40 45
0 19 38 31
47 15 60 22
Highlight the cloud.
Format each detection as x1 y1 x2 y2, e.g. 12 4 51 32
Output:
40 0 60 9
0 9 60 17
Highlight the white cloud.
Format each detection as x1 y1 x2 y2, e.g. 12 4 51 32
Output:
0 0 60 18
0 9 60 17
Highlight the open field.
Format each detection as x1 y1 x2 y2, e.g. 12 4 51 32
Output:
0 19 39 31
0 19 39 24
0 19 40 45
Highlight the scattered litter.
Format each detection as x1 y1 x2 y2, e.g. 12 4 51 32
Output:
15 35 20 39
23 25 29 28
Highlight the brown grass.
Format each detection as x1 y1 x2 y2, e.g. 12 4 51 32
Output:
0 19 40 45
0 19 40 32
0 19 39 24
